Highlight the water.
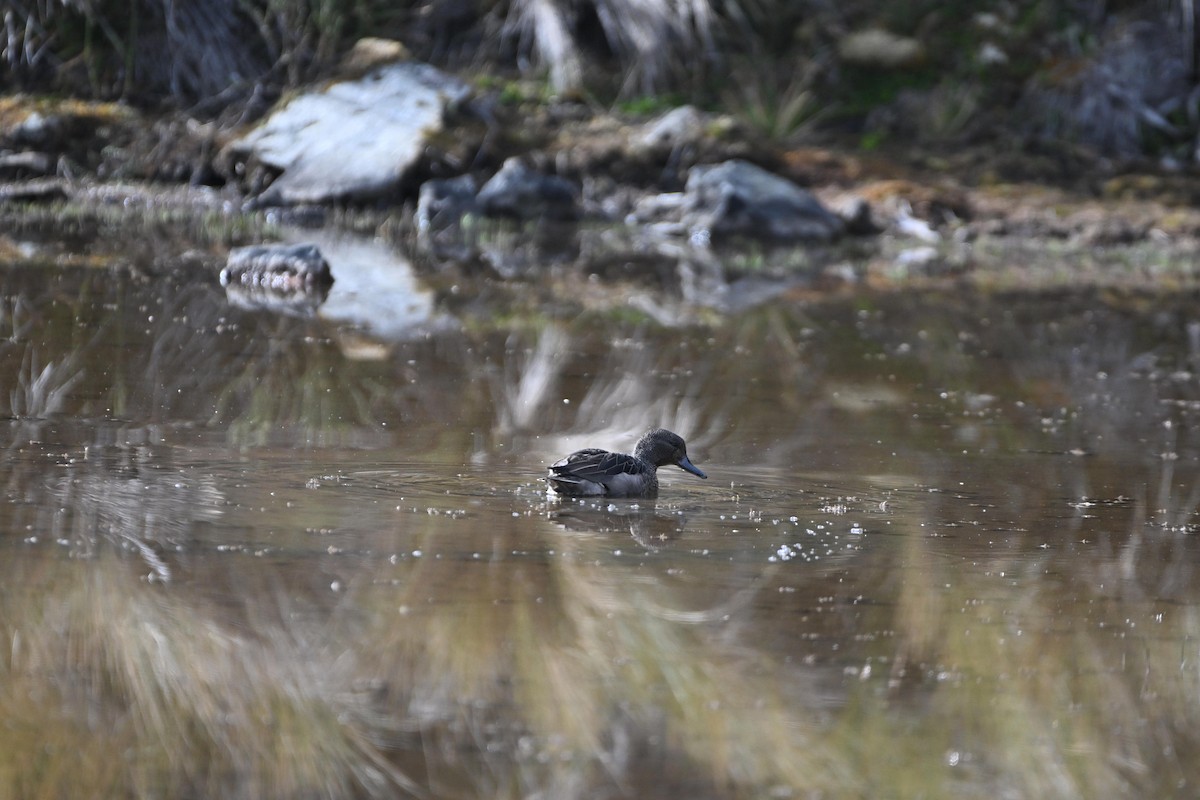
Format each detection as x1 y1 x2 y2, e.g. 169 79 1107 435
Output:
3 225 1200 798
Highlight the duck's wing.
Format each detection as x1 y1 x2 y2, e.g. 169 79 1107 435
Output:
548 448 641 483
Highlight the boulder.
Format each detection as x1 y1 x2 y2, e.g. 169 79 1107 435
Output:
682 160 844 242
229 62 471 205
476 158 580 221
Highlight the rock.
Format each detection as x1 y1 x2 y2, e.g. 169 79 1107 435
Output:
894 246 940 269
9 112 61 147
220 243 334 292
476 158 579 221
630 191 688 224
682 160 844 242
416 174 479 231
416 174 480 260
894 204 941 243
977 42 1008 67
824 193 879 235
631 105 710 154
337 37 411 78
0 150 58 181
838 29 925 69
0 178 67 203
229 62 471 205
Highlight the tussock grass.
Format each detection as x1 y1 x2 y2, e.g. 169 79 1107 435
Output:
505 0 723 94
4 0 734 102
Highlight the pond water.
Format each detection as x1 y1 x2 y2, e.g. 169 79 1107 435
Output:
3 221 1200 799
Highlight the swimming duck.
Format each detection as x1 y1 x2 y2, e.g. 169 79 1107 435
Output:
546 428 707 497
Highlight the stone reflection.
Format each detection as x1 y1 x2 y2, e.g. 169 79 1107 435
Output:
0 264 433 448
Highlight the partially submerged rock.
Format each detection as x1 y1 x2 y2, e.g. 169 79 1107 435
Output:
416 174 480 260
416 174 479 232
476 158 580 221
682 159 845 242
220 243 334 316
221 243 334 291
228 61 471 205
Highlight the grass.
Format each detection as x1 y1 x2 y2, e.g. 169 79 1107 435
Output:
722 62 819 143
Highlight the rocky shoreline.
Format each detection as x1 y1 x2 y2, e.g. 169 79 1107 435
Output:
5 48 1200 306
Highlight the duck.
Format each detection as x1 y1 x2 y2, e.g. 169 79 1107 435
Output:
546 428 707 497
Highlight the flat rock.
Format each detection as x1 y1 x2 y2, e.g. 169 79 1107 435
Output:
231 62 470 205
682 159 845 242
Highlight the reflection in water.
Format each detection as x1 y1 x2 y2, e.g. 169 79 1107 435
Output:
494 324 568 434
3 237 1200 797
3 469 1200 798
296 228 450 342
548 498 687 547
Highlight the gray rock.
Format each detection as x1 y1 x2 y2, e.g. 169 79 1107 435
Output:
631 105 709 154
221 243 334 291
10 112 60 146
682 160 844 242
416 174 480 261
0 178 66 204
476 158 579 221
231 62 471 205
416 174 478 231
838 29 925 68
0 151 54 179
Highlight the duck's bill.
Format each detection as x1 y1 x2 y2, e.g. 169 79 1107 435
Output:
677 456 707 479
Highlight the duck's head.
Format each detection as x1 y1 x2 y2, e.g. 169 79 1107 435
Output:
635 429 707 479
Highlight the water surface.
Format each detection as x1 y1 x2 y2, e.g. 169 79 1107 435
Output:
3 229 1200 798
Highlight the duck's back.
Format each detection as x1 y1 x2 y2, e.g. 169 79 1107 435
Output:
546 448 656 497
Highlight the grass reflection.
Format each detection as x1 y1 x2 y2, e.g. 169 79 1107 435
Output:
828 474 1200 799
352 518 852 797
0 555 410 799
4 470 1200 798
